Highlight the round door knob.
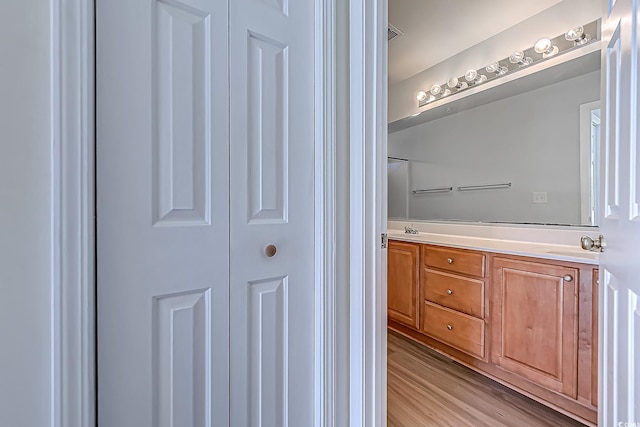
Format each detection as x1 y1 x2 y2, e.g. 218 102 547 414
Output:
265 244 277 257
563 275 573 282
446 324 453 331
447 289 453 295
580 236 595 250
447 258 454 264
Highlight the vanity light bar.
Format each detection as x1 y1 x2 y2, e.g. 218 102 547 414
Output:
416 20 598 107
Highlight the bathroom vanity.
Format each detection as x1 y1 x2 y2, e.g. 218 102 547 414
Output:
387 225 598 426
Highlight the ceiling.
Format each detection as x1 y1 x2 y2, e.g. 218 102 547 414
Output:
388 0 563 85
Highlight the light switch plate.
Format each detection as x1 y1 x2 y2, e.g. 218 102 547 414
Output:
533 192 548 204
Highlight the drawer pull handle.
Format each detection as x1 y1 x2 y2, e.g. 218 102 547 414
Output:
447 324 453 331
563 275 573 282
447 258 454 264
447 289 453 295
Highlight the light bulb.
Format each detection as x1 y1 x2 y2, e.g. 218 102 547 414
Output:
565 26 583 40
464 69 487 85
485 61 508 75
465 69 478 82
509 50 532 66
485 62 499 73
430 84 442 96
441 88 451 97
534 38 559 58
565 26 591 45
416 91 427 102
447 77 468 90
509 50 524 62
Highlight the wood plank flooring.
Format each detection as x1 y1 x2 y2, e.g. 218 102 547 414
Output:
387 331 587 427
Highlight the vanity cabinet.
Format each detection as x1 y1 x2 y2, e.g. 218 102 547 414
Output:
387 241 420 329
490 257 579 398
387 239 599 426
420 245 486 359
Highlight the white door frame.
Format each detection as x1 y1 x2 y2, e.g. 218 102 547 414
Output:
347 0 388 425
50 0 388 426
50 0 96 426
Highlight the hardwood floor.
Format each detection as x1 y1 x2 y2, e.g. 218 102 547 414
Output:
387 331 586 427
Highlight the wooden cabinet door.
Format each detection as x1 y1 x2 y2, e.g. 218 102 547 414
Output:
491 257 579 398
388 241 420 329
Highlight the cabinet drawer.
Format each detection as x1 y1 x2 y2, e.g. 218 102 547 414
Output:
422 301 485 359
422 245 485 278
422 269 484 318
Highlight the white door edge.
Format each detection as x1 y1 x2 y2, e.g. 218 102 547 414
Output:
314 0 338 425
347 0 388 425
50 0 96 427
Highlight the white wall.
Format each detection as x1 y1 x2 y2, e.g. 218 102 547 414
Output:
388 0 602 123
0 1 54 426
388 70 600 225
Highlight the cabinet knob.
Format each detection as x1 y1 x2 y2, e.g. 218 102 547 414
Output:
447 289 453 295
563 275 573 282
265 244 277 258
447 258 454 264
446 324 453 331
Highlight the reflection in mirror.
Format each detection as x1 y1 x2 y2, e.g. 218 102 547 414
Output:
579 102 600 225
388 71 601 226
387 157 409 219
387 2 601 227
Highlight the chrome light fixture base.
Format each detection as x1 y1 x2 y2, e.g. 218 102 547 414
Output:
416 19 599 108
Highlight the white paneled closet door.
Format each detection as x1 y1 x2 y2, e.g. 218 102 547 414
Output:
97 0 315 425
229 0 316 425
599 0 640 424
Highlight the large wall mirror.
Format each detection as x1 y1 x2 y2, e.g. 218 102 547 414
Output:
387 0 602 227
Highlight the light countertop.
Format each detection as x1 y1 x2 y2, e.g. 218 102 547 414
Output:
387 229 599 265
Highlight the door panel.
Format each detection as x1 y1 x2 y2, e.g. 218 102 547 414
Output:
604 20 621 220
153 1 213 226
600 0 640 424
229 0 315 425
97 0 229 425
153 289 212 427
248 276 288 426
246 34 288 224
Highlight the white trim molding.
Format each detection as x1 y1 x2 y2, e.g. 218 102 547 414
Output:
348 0 387 425
314 0 338 425
51 0 96 426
